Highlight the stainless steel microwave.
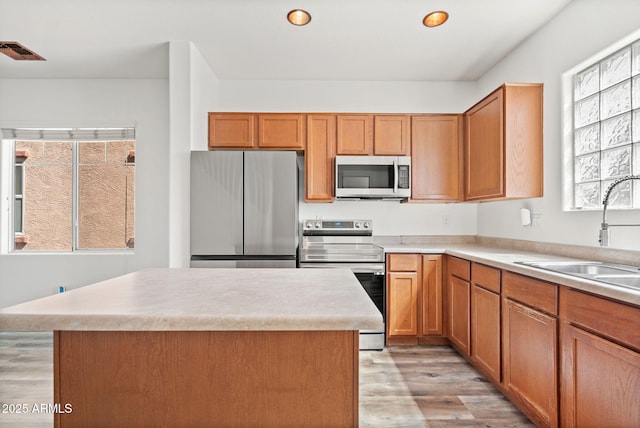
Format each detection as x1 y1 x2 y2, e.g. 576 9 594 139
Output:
335 155 411 199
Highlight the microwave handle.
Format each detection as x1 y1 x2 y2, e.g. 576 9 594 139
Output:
393 159 398 193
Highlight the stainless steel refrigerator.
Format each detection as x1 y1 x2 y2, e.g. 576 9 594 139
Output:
190 151 298 268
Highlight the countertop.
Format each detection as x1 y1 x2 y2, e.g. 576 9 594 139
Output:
0 268 384 332
380 243 640 306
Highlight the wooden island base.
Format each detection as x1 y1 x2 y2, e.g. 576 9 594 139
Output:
54 330 359 428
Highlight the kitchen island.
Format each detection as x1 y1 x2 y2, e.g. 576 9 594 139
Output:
0 268 383 428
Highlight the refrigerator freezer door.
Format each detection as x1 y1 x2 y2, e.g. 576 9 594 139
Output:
243 151 298 256
190 151 243 256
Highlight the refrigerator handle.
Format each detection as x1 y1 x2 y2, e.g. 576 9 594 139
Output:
393 159 398 193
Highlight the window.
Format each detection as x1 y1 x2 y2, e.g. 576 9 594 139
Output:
2 128 135 252
571 38 640 210
14 160 24 234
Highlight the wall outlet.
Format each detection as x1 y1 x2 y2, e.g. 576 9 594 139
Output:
442 215 449 226
531 213 543 228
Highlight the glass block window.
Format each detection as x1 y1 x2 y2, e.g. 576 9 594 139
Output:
572 39 640 209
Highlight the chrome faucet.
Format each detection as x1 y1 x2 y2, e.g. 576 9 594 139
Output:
599 175 640 246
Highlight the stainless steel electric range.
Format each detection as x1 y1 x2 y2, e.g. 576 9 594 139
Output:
298 219 385 350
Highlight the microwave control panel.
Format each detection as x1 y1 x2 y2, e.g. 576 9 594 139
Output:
398 165 410 189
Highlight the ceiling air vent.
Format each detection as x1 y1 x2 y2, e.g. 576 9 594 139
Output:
0 42 46 61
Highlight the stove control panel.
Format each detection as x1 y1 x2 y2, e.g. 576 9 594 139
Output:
302 219 373 234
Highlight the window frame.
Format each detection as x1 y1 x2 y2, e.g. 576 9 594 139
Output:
565 34 640 212
2 130 136 254
14 158 24 235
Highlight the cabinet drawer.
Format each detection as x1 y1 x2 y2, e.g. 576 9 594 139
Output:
503 271 558 316
472 263 501 293
448 256 470 281
560 287 640 351
387 254 420 272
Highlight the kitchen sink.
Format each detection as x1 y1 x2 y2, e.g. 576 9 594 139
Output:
593 274 640 289
515 260 640 291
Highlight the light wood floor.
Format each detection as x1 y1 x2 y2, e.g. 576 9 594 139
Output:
1 332 534 427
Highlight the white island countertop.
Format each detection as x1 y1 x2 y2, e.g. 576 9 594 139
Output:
0 268 383 332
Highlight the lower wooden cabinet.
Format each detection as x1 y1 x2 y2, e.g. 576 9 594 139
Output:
386 254 444 345
421 255 443 337
470 263 501 383
447 257 471 356
502 272 558 428
440 258 640 428
560 324 640 428
387 271 419 336
559 287 640 428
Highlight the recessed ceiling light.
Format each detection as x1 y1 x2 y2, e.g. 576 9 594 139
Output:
423 11 449 28
287 9 311 26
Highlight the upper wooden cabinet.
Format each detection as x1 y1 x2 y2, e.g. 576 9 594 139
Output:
335 114 411 156
208 113 305 150
464 83 543 201
411 115 463 201
305 115 336 202
257 114 305 150
209 113 256 149
336 115 373 155
374 115 410 155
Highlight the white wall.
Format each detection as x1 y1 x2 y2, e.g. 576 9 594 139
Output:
168 41 220 268
475 0 640 251
218 80 479 114
0 78 170 307
217 79 480 236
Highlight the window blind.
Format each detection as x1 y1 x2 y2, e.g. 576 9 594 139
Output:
1 128 135 141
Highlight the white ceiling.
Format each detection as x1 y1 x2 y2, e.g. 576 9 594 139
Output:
0 0 574 81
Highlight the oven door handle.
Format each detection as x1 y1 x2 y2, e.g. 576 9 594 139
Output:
351 269 385 275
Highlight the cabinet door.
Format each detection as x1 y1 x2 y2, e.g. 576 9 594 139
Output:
209 113 256 149
448 275 470 356
411 115 462 201
336 115 373 155
374 115 410 155
503 298 558 427
258 114 305 149
471 285 501 383
387 272 418 336
305 115 336 202
464 87 504 200
560 324 640 428
421 255 443 336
